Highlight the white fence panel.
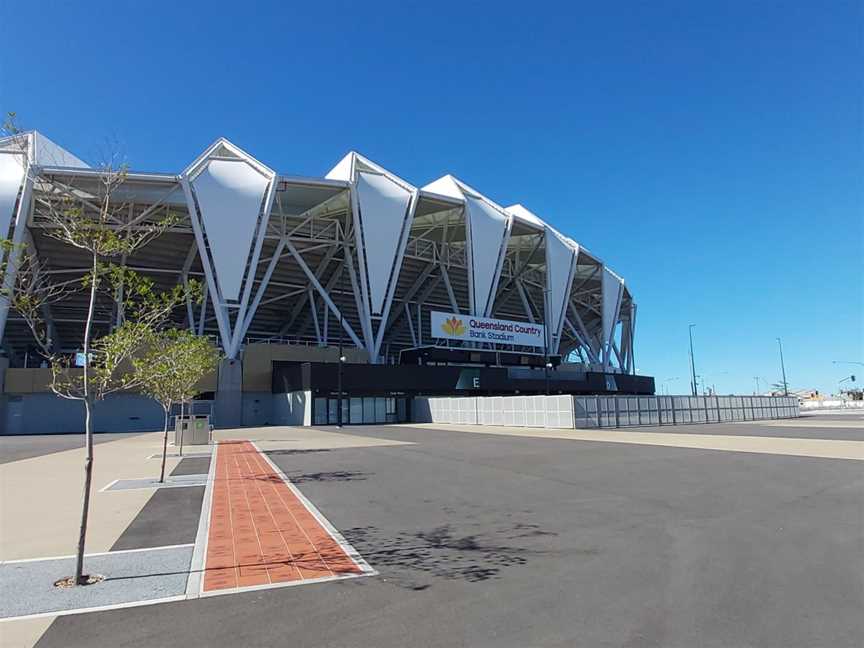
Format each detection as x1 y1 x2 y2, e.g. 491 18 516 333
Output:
415 394 799 429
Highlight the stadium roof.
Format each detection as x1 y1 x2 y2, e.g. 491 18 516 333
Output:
0 132 635 373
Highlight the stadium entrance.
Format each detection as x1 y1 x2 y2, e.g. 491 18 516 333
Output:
312 396 410 425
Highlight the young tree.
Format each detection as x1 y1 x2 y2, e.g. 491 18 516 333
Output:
134 329 220 483
2 114 192 585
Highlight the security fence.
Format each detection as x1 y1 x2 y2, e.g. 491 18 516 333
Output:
414 395 799 429
573 395 798 428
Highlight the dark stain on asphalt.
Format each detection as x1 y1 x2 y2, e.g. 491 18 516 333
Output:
288 470 372 484
342 524 537 589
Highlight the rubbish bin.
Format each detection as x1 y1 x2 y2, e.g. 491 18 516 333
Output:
190 415 210 445
174 415 211 446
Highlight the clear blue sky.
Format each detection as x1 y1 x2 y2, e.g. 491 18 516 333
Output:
2 1 861 395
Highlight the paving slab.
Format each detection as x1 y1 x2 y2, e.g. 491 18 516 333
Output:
170 457 211 476
0 545 192 620
0 434 144 465
0 432 183 561
111 487 205 552
102 474 209 492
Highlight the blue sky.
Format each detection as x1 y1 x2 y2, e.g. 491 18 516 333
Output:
2 1 861 395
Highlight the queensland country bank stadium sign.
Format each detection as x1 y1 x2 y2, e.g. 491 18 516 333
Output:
431 311 545 348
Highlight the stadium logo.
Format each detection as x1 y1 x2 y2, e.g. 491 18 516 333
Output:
441 316 466 336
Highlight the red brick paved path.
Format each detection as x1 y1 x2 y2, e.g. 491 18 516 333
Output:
203 440 362 592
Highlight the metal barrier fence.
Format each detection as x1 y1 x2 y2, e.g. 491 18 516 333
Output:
574 395 798 428
415 395 799 429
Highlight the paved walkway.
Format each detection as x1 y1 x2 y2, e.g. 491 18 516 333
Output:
0 428 389 647
203 441 363 593
401 423 864 461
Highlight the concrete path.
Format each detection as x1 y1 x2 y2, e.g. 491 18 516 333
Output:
0 432 183 561
401 423 864 461
0 432 184 647
0 426 401 647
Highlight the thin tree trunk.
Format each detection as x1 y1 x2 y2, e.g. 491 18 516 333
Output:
74 256 99 585
178 400 185 457
159 406 170 483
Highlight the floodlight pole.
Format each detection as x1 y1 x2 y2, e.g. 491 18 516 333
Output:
688 324 697 397
776 337 788 396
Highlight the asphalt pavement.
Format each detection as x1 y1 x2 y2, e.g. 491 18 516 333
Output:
32 417 864 648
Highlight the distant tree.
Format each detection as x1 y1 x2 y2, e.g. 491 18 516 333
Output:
134 329 220 483
1 113 195 586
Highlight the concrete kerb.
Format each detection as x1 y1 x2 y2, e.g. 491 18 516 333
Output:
185 440 219 599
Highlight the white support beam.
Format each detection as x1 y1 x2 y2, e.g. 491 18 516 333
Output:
515 279 536 323
230 238 286 357
180 176 233 354
370 188 419 362
197 283 208 336
322 302 329 346
343 242 374 353
0 169 34 346
284 239 363 349
405 302 417 346
567 302 600 364
309 288 322 345
279 241 339 334
440 262 460 314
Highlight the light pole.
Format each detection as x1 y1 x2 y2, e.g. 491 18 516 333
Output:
832 360 864 367
776 337 788 396
754 376 762 395
688 324 697 396
336 252 345 428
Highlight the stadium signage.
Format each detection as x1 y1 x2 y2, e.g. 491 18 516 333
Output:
431 311 546 348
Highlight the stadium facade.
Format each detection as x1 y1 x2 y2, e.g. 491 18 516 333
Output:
0 132 652 432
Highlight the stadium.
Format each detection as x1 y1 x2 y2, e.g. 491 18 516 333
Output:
1 132 652 432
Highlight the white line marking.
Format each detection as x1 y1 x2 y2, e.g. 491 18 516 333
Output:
1 544 194 565
98 479 120 493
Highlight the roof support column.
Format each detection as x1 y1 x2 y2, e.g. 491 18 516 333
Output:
0 165 33 347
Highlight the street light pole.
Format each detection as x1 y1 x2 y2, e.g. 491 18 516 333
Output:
776 337 788 396
754 376 761 395
688 324 697 397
